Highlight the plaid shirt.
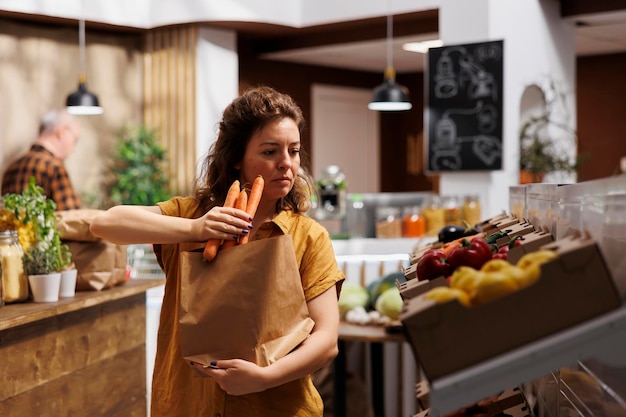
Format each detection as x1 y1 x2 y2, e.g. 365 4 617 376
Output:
1 144 81 210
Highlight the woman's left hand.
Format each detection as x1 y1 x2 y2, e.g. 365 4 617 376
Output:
191 359 268 396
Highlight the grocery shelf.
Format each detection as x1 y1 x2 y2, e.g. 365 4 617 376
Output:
427 305 626 416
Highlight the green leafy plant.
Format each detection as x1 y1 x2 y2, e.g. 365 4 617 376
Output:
3 177 67 273
23 245 57 276
519 80 584 182
107 126 172 206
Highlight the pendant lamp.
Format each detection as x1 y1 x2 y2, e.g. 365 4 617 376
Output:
368 13 412 111
66 17 103 115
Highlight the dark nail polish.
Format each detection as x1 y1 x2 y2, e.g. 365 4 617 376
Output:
210 361 217 366
248 224 254 229
241 229 249 234
249 217 253 221
233 235 239 239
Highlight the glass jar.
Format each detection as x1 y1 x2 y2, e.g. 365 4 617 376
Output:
0 230 29 303
347 193 367 238
422 195 446 237
441 195 461 226
402 206 425 238
375 206 402 238
463 195 482 227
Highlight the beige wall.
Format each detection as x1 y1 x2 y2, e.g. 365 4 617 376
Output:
0 19 144 207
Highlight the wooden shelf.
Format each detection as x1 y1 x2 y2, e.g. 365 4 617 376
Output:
0 278 164 331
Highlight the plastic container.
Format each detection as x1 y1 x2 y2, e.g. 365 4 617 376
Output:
600 192 626 298
508 186 526 221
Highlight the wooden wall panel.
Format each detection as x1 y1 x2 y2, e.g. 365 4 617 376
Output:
0 294 147 417
144 26 198 197
576 53 626 180
0 347 146 417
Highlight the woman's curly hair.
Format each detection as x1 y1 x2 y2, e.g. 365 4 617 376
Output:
195 86 314 214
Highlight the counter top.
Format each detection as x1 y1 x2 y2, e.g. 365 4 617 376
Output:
0 278 164 331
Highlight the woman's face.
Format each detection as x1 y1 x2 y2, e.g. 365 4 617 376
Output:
236 117 301 203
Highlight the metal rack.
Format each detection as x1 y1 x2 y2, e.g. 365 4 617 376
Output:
426 303 626 416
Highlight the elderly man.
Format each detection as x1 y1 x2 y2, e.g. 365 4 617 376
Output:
2 109 82 210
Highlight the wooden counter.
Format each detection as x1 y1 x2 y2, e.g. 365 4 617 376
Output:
0 278 164 417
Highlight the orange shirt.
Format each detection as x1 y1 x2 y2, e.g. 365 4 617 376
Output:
152 196 344 417
1 145 81 210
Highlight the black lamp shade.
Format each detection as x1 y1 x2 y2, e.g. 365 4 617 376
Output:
66 82 103 115
368 78 412 111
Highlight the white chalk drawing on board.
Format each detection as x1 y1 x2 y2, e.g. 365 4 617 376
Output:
434 44 501 101
430 100 502 171
430 41 502 170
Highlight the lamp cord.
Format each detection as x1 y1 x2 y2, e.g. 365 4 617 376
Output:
79 18 86 82
386 13 392 70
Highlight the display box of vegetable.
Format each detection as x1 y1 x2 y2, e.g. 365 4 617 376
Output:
397 276 447 300
400 234 621 382
507 230 554 264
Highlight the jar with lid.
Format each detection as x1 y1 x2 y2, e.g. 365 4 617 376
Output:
0 229 29 303
402 206 425 238
462 195 482 227
421 195 445 237
375 206 402 238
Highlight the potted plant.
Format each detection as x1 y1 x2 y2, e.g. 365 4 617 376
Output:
3 177 66 301
519 80 583 183
106 125 172 207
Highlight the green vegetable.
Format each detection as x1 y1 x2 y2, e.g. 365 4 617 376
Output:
338 282 369 316
375 287 404 320
367 272 406 308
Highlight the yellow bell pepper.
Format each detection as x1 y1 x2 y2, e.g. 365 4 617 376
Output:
481 258 532 289
449 266 483 298
516 250 559 286
423 286 471 307
471 270 519 305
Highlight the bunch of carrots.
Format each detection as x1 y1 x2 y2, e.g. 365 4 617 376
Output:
202 175 264 261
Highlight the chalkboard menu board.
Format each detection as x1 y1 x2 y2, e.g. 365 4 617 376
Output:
426 40 503 172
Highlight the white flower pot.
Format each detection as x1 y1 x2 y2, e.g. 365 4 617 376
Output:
60 268 78 298
28 272 61 302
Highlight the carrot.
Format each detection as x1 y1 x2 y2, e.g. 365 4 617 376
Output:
202 180 240 261
239 175 264 245
220 189 248 250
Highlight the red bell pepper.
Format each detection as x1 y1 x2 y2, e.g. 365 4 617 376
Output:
448 237 493 270
416 249 452 281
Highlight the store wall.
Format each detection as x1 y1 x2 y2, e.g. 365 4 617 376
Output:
576 52 626 181
238 50 433 192
2 17 625 206
0 18 144 204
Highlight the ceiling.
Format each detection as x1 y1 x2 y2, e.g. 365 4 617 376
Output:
260 13 626 74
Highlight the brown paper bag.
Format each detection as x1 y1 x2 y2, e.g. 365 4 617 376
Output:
56 209 128 291
55 209 106 242
67 240 128 291
179 234 315 367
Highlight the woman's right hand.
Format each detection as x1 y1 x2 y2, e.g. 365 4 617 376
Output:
193 206 253 242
